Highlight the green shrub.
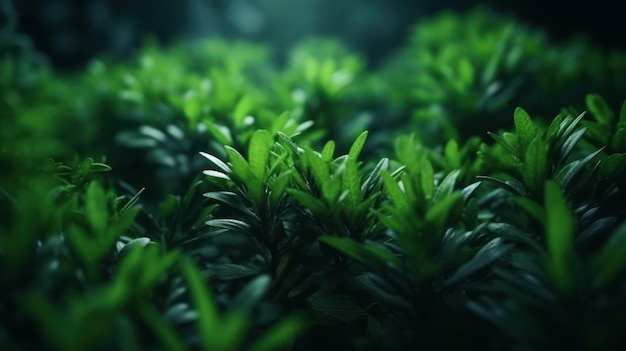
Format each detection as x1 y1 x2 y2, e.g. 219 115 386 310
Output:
2 3 626 351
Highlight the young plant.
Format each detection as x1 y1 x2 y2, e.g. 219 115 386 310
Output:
319 134 511 349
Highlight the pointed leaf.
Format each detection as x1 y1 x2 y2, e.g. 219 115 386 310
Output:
591 223 626 290
85 181 109 235
288 189 327 216
488 132 522 160
512 196 545 226
249 314 307 351
249 130 273 181
305 148 329 185
225 146 254 182
180 259 220 351
361 158 388 196
444 238 513 288
420 157 435 200
348 131 368 161
321 140 335 161
522 137 547 196
558 127 586 167
559 147 604 190
586 94 614 125
544 180 576 296
308 292 366 322
343 158 362 209
229 275 271 311
514 107 535 152
200 151 231 173
433 170 460 202
381 171 408 210
599 153 626 179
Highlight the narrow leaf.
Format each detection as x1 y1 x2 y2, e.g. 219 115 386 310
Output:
544 180 576 296
200 151 231 173
586 94 613 125
514 107 535 152
249 315 307 351
248 130 272 181
180 259 221 351
343 158 362 209
348 131 368 161
522 137 547 196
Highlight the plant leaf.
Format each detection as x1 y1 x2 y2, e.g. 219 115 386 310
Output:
248 130 273 181
586 94 614 125
348 130 368 161
249 314 308 351
522 137 547 196
180 258 221 351
514 107 535 152
544 180 576 296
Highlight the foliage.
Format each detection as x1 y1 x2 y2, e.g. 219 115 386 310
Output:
376 6 626 145
2 2 626 351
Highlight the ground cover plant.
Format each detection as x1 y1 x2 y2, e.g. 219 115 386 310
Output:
2 3 626 351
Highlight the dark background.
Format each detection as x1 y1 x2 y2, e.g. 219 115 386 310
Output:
7 0 625 70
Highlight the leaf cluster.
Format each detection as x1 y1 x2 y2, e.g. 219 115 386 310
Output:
2 3 626 351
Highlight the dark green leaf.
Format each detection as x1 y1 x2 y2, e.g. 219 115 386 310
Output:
208 263 260 280
558 127 586 167
204 191 255 216
444 238 513 288
361 158 388 196
229 275 271 311
559 147 604 190
354 273 412 310
586 94 614 125
591 223 626 290
206 218 250 233
610 127 626 151
308 292 366 322
249 314 307 351
487 222 543 253
138 302 188 351
600 153 626 179
288 189 327 216
512 196 545 226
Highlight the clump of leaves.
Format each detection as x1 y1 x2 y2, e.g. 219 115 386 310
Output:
466 97 626 351
376 6 626 145
4 2 626 350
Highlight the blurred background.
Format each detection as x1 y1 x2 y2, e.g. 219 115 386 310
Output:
7 0 624 71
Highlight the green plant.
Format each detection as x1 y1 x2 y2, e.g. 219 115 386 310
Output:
3 3 626 350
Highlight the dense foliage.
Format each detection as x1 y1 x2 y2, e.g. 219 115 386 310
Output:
2 4 626 351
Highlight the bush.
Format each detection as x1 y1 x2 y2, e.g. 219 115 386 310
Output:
2 3 626 351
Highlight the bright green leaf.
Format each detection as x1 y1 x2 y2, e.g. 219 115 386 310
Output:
544 180 576 296
522 137 547 196
514 107 535 152
348 131 368 161
248 130 273 181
